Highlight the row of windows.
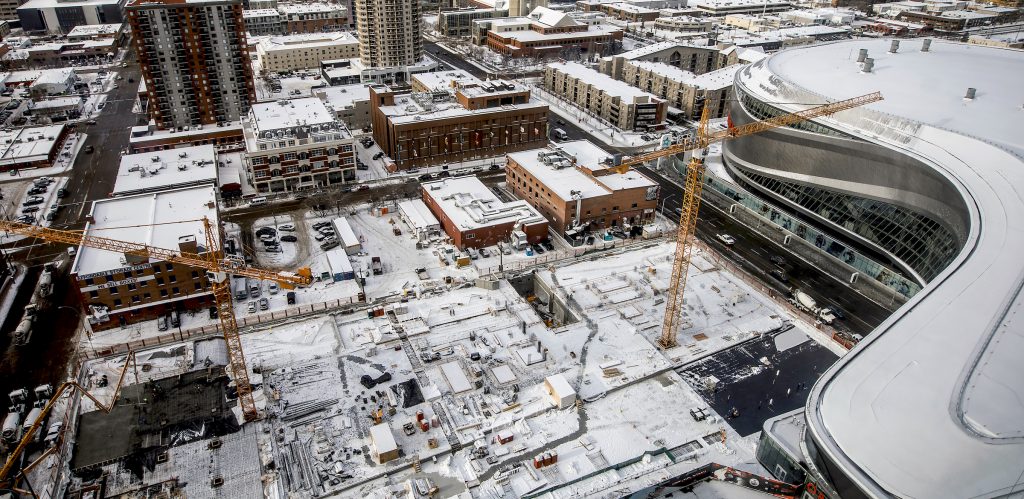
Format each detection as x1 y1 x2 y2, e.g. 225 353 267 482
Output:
744 170 958 281
738 91 849 138
89 282 205 305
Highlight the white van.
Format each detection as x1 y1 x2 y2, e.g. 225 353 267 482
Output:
248 197 268 207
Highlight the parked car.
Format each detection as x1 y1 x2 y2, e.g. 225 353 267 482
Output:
255 227 276 237
419 173 434 181
27 187 45 195
372 152 384 160
56 188 68 198
542 240 554 251
209 307 218 319
479 247 490 258
769 269 788 284
247 301 257 313
716 234 736 246
44 211 56 221
280 235 298 242
269 282 279 295
321 240 340 251
532 244 545 254
21 206 39 214
157 315 169 331
357 185 369 191
17 215 34 224
278 224 295 231
84 145 94 154
169 310 180 327
467 247 479 260
436 171 450 178
259 297 269 310
287 291 296 305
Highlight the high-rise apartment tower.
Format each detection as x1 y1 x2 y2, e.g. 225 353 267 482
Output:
127 0 256 129
355 0 423 70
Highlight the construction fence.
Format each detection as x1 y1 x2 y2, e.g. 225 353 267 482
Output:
82 294 362 359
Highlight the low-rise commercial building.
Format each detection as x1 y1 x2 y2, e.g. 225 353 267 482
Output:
129 122 246 153
0 124 70 172
17 0 125 34
410 69 479 92
242 8 282 35
113 144 219 196
256 32 359 72
315 83 372 130
690 0 792 15
620 60 736 119
421 176 548 250
243 97 356 193
544 61 666 131
653 15 713 32
369 80 548 171
600 41 729 78
21 37 118 66
439 7 507 37
476 7 623 59
506 140 659 239
279 3 347 33
598 2 659 22
71 185 220 331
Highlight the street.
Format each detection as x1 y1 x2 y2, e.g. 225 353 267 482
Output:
639 166 890 337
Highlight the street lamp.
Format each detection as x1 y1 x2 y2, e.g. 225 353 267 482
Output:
659 194 676 218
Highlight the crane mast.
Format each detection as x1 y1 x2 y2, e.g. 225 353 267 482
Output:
645 92 883 348
0 218 311 421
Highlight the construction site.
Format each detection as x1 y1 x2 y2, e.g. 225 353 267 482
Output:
0 91 880 499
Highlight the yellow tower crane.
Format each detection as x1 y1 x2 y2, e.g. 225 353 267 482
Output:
611 91 883 348
0 218 312 419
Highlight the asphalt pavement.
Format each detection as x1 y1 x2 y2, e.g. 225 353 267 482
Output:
58 62 143 229
639 166 891 337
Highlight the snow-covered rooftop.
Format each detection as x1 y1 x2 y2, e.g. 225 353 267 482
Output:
66 23 123 38
547 62 662 103
378 90 546 125
18 0 119 9
508 140 657 201
0 124 64 166
258 31 357 51
248 97 342 135
278 2 343 14
736 39 1024 498
411 69 480 92
692 0 791 7
629 60 697 84
422 176 546 231
315 83 371 110
114 144 218 196
242 8 279 17
689 65 740 90
497 23 621 42
73 186 219 277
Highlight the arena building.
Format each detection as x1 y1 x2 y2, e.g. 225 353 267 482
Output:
727 38 1024 498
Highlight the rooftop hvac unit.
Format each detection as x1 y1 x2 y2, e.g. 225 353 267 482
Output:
179 151 187 158
151 156 160 162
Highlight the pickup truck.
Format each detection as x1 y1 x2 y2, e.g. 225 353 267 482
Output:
371 256 383 275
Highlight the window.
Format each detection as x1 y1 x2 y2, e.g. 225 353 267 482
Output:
165 264 173 271
89 290 99 298
85 278 94 285
144 293 152 300
284 152 297 161
194 282 203 290
109 286 119 295
631 203 638 208
113 298 122 307
156 277 165 285
160 289 168 297
192 271 200 279
172 287 180 295
132 295 141 303
153 264 161 273
127 283 137 291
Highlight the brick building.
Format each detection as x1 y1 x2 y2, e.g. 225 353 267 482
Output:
506 140 659 240
369 79 548 171
421 176 548 250
475 7 622 59
243 97 356 193
279 3 348 33
71 186 220 331
0 124 71 173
